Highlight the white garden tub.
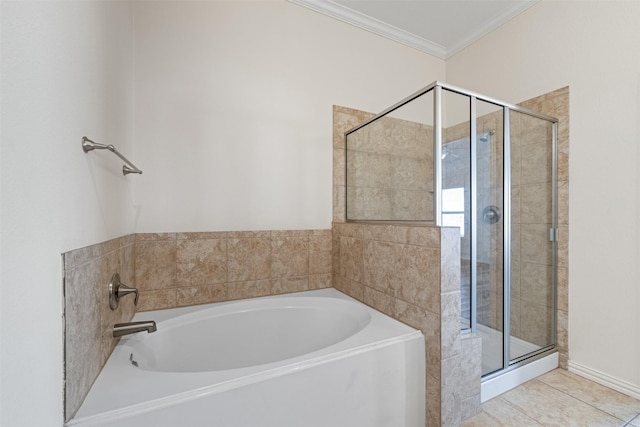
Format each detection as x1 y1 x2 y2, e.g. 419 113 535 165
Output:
67 288 425 427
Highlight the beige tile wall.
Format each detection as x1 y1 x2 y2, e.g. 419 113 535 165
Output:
346 115 434 220
63 235 136 421
134 230 333 311
332 222 481 426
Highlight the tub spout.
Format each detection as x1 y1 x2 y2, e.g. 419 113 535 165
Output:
113 321 157 338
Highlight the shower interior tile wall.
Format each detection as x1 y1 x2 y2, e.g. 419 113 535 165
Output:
63 228 332 422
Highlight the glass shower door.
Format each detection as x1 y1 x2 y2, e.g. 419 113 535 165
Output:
508 111 556 363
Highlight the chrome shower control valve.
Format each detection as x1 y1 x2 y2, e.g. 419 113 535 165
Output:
108 273 139 310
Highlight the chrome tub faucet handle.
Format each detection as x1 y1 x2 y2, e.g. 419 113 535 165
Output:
108 273 139 310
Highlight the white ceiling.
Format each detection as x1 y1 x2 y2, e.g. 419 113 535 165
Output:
289 0 538 59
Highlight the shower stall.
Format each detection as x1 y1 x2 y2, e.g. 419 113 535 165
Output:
345 81 558 385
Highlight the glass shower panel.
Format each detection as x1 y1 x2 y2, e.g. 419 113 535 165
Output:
509 111 555 362
346 90 434 221
440 89 471 328
476 100 504 376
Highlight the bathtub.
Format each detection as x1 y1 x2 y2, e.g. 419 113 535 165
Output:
67 289 425 427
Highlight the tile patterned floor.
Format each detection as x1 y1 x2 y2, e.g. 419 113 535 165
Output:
463 369 640 426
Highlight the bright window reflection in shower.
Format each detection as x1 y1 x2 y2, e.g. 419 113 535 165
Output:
442 187 465 236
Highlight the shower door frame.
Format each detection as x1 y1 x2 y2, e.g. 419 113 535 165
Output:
344 80 559 379
433 82 559 378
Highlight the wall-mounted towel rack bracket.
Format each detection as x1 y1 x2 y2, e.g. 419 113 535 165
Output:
82 136 143 175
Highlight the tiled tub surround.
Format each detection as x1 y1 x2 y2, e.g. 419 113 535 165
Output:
63 235 136 421
332 222 482 425
63 229 332 422
134 230 333 312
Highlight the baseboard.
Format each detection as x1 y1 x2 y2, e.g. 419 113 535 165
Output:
568 361 640 400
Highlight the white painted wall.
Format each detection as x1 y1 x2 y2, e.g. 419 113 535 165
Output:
1 2 134 425
132 1 445 232
447 1 640 393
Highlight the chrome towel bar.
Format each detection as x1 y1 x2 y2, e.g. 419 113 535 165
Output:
82 136 142 175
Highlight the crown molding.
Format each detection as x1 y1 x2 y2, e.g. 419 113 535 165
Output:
289 0 447 59
289 0 538 60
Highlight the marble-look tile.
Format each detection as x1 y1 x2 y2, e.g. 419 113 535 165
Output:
270 277 309 294
557 309 568 360
271 237 309 278
227 238 271 282
270 230 310 238
334 222 363 238
406 226 440 248
426 374 441 427
339 236 363 283
440 291 461 359
362 224 409 245
520 224 553 265
501 379 623 426
520 303 554 347
309 233 332 251
335 276 364 301
227 230 271 239
176 239 227 286
557 266 569 312
333 184 346 223
118 242 135 287
137 289 176 312
135 240 176 291
176 231 228 240
309 248 332 275
226 279 272 301
363 240 396 293
363 286 395 318
396 245 440 311
440 227 460 293
459 334 482 400
520 182 552 224
461 395 482 422
628 413 640 427
135 233 176 241
462 397 543 426
64 259 101 420
557 225 569 267
557 179 569 225
537 369 640 423
441 355 462 427
333 147 346 187
520 262 553 306
65 340 101 421
309 273 331 290
176 284 227 307
394 298 430 332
